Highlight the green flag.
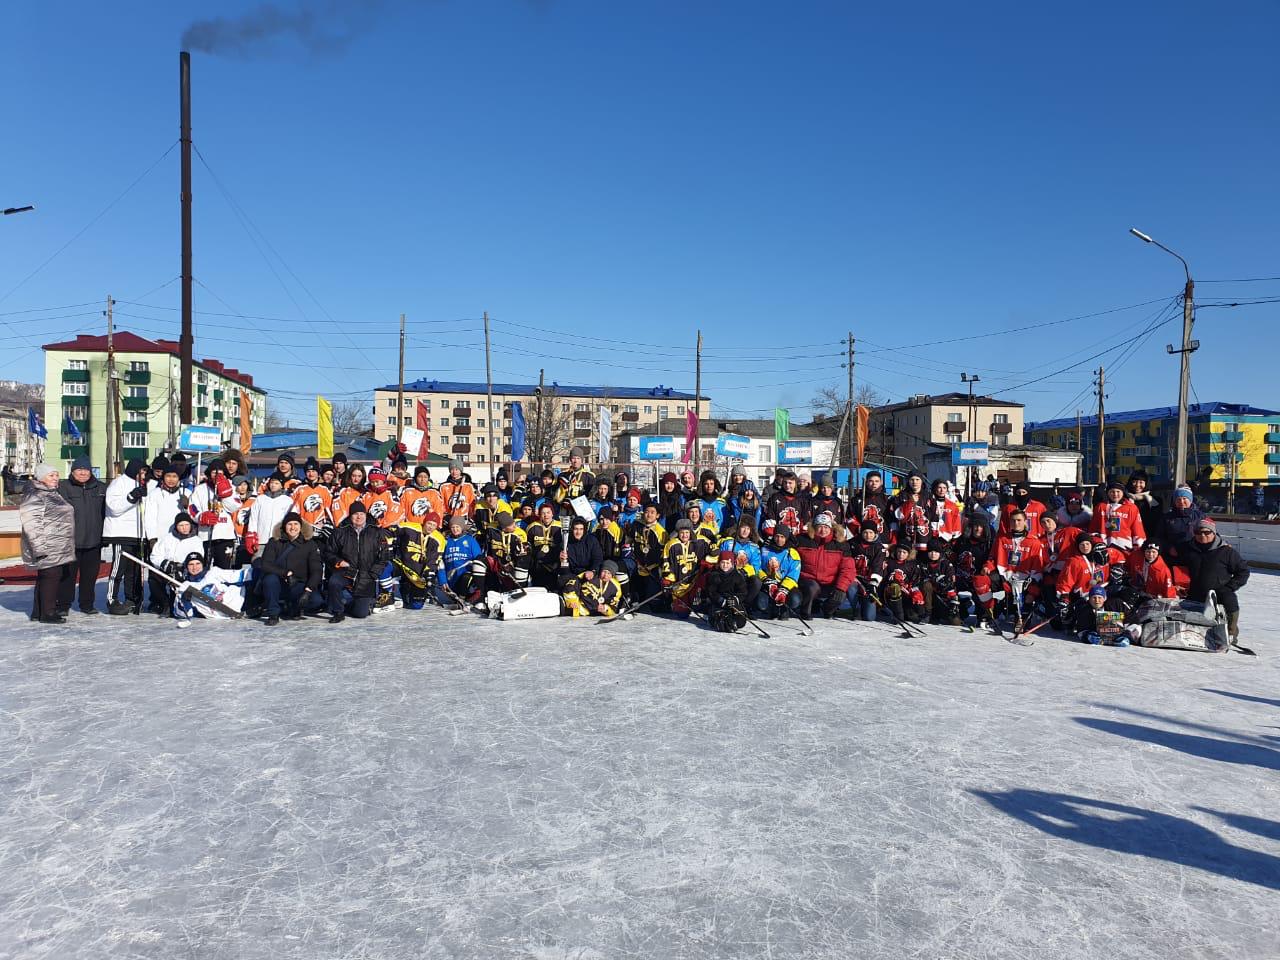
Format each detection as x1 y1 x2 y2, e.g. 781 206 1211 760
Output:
775 407 790 445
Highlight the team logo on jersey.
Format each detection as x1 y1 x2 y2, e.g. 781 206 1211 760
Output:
368 500 387 519
411 498 429 517
779 506 801 531
236 508 250 527
303 494 324 514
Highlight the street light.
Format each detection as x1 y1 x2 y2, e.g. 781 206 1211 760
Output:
3 205 35 216
961 372 981 498
1130 227 1197 487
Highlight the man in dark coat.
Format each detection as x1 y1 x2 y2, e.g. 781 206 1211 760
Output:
324 501 388 623
255 512 323 624
57 455 106 614
1183 517 1250 643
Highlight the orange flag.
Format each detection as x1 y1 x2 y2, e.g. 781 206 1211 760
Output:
239 394 253 457
855 404 870 466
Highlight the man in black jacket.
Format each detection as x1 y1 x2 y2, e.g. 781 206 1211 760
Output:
57 455 106 615
324 501 387 623
255 512 323 625
1183 517 1250 642
558 515 602 591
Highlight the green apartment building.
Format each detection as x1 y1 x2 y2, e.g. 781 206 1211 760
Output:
43 332 267 473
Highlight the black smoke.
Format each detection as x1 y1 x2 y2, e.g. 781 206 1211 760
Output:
181 1 384 59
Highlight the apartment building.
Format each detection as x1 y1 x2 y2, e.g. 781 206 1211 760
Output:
869 392 1024 471
373 379 710 465
43 332 267 471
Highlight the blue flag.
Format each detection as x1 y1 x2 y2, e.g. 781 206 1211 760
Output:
27 406 47 439
510 401 526 462
63 411 83 443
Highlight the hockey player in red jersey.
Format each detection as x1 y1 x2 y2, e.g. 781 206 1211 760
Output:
1090 479 1146 553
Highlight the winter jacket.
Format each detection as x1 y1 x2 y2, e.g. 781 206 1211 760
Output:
20 482 76 569
849 536 889 586
950 534 992 577
695 495 728 533
705 566 750 606
794 532 855 590
1183 535 1249 605
1124 550 1178 599
1090 499 1146 552
630 519 667 578
714 536 762 577
808 493 843 523
257 529 323 592
248 490 295 547
1056 552 1110 600
190 480 241 543
999 499 1047 538
292 482 336 530
145 482 187 541
151 521 204 572
1161 503 1205 560
1040 526 1083 576
925 496 964 542
58 474 106 550
104 466 148 540
765 489 810 533
1057 504 1092 530
325 521 389 597
563 532 603 577
1128 491 1163 542
759 541 801 591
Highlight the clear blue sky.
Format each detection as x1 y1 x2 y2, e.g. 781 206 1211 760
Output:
3 0 1278 427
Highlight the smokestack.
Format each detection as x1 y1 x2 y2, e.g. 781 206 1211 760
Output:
179 51 194 425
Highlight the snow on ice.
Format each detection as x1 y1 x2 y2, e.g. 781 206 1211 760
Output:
0 574 1277 959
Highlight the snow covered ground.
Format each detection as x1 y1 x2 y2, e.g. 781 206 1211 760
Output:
1 575 1277 960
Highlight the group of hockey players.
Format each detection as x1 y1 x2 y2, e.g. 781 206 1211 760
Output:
90 441 1250 642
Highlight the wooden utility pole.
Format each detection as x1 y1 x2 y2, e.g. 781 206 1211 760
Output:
179 52 194 424
846 332 856 488
483 311 494 467
105 295 121 477
1076 409 1083 485
396 312 405 443
694 330 702 467
534 368 545 467
1095 366 1106 485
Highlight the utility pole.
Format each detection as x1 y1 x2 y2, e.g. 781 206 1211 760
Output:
179 51 194 424
483 311 494 467
1095 366 1107 486
962 372 981 499
105 295 121 477
396 312 405 444
1168 279 1197 488
1076 409 1083 485
694 329 702 467
533 368 545 467
846 332 856 492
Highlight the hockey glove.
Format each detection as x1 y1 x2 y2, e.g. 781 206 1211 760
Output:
820 593 841 617
244 532 260 554
127 486 146 503
775 587 788 605
214 474 234 501
197 511 220 528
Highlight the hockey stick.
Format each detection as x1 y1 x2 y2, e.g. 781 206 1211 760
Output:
792 613 815 636
997 576 1037 645
121 551 244 620
741 609 771 640
596 566 700 625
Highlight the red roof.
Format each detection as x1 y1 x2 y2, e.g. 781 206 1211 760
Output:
43 332 260 390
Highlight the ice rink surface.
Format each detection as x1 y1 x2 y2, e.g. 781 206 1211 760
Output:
1 575 1277 960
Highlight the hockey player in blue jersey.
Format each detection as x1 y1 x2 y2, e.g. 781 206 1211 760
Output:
758 520 803 619
695 469 728 534
442 514 486 604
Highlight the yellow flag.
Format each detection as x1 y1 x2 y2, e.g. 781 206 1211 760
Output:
317 396 333 459
238 394 253 457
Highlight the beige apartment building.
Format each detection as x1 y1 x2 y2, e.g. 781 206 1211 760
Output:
374 378 711 466
868 392 1024 472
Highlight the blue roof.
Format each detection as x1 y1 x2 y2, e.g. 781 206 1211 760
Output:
1027 402 1280 432
251 430 364 451
380 379 699 400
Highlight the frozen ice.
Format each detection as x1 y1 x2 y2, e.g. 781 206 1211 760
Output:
0 574 1277 959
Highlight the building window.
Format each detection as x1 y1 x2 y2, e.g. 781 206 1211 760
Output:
575 403 589 412
948 434 961 445
947 413 962 422
625 404 638 413
477 401 486 410
440 418 450 427
127 386 147 398
759 445 772 462
402 417 413 426
421 399 430 410
677 405 685 415
122 431 148 448
658 406 668 420
644 405 653 414
387 417 396 426
562 403 570 412
456 417 470 427
64 404 88 420
68 359 88 371
64 382 89 396
197 370 208 384
993 434 1009 447
403 398 412 407
387 398 396 408
128 360 149 372
491 419 499 429
611 405 619 413
993 413 1009 424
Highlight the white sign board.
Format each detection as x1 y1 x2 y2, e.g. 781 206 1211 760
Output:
400 426 425 456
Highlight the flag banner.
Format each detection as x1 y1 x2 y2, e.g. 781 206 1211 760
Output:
715 432 751 458
855 404 870 466
683 409 698 464
775 407 790 445
597 405 612 465
637 435 676 460
62 411 83 444
239 394 253 457
510 402 527 462
317 396 333 460
415 399 431 458
27 406 47 439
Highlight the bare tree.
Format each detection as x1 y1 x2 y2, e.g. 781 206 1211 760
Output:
528 386 574 466
263 398 290 432
331 399 370 437
809 383 884 422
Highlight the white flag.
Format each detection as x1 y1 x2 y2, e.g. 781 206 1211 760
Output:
598 405 612 465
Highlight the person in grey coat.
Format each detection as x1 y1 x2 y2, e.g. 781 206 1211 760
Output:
57 455 106 614
21 463 76 623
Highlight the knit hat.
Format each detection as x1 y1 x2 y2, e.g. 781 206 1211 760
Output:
304 457 320 473
718 548 735 562
206 458 226 476
173 511 195 530
1194 517 1216 532
347 500 367 516
894 541 912 554
124 459 146 480
569 445 586 459
497 512 515 529
150 455 170 475
1142 538 1160 551
1089 585 1108 599
423 511 441 527
927 537 946 555
276 453 295 466
731 466 747 478
814 512 835 528
1174 486 1193 501
71 455 92 472
367 467 387 484
184 551 205 568
661 472 678 485
602 560 619 576
450 457 464 470
32 462 57 483
281 511 303 529
1067 492 1083 504
481 483 499 496
1106 479 1125 492
414 465 431 478
627 487 642 503
332 452 348 465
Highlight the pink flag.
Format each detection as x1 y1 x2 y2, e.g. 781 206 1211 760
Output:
682 408 698 464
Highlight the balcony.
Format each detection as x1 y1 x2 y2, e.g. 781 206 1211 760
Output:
122 447 150 461
1266 453 1280 464
212 411 224 421
942 421 967 435
123 420 149 434
60 444 87 459
1135 433 1161 444
621 412 640 423
453 425 472 435
70 418 88 432
453 406 472 417
213 389 224 402
123 396 149 412
503 427 512 436
451 443 471 453
196 406 209 420
573 428 592 438
1221 430 1245 443
61 368 90 383
990 422 1013 435
124 369 151 385
1266 432 1280 444
61 394 89 408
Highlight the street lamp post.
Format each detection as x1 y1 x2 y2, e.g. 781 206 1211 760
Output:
3 205 35 217
1130 228 1197 487
961 372 980 499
